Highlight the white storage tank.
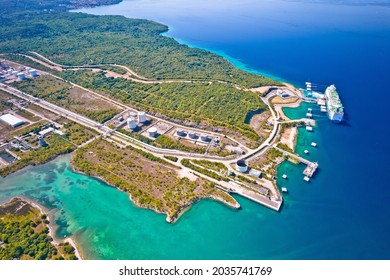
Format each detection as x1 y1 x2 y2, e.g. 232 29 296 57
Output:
138 112 147 123
200 134 211 142
147 127 158 137
176 129 186 137
38 136 48 147
17 72 26 80
235 160 248 173
127 118 137 129
188 131 199 139
29 69 38 77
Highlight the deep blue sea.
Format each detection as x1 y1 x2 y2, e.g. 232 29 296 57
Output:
1 0 389 260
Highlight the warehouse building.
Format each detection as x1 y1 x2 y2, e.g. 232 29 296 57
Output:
0 114 25 128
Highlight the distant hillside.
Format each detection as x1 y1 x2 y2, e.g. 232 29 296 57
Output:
0 11 279 88
0 0 122 13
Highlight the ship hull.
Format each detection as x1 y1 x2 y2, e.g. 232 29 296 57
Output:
325 84 344 123
327 110 344 122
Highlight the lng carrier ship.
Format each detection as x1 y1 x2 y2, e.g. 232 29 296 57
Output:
324 84 344 122
301 83 344 122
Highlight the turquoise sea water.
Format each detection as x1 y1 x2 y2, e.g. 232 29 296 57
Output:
283 103 324 159
1 149 363 260
0 155 309 260
1 0 389 259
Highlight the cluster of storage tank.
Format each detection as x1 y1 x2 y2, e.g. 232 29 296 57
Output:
127 111 147 130
25 67 38 77
8 69 18 77
176 129 211 142
6 67 38 80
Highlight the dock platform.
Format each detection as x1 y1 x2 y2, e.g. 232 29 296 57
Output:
274 146 319 178
303 162 318 177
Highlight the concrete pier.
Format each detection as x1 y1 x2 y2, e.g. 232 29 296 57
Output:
274 146 318 178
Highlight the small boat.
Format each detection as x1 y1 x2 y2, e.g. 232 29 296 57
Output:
304 176 310 182
282 187 288 193
304 150 309 154
282 174 287 179
311 142 317 147
308 108 313 112
306 126 313 132
306 113 313 118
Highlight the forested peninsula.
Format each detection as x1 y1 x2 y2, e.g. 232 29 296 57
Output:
0 0 279 88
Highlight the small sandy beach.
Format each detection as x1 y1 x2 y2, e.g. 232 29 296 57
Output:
280 127 297 151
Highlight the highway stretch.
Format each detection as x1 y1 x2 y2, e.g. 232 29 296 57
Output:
0 81 280 163
1 55 281 158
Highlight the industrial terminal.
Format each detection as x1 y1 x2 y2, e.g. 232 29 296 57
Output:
0 54 328 214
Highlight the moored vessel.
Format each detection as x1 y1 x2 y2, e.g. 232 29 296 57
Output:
325 84 344 122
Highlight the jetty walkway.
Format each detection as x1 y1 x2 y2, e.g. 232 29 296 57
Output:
273 146 318 178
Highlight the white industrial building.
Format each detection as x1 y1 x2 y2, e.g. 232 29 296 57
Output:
249 169 262 178
276 89 292 99
39 127 54 136
0 114 25 128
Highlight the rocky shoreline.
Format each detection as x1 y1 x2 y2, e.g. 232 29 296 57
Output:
0 197 83 260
